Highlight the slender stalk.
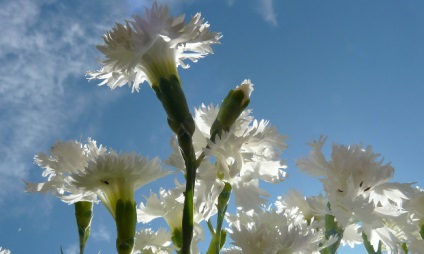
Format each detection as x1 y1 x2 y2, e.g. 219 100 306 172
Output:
178 125 197 254
153 75 197 254
206 183 232 254
214 183 231 253
207 219 215 235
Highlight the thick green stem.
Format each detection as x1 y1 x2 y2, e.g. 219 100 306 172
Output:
152 74 197 254
74 201 93 254
115 199 137 254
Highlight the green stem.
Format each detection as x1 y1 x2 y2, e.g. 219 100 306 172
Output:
207 183 232 254
153 74 198 254
74 201 93 254
207 219 215 235
178 126 197 254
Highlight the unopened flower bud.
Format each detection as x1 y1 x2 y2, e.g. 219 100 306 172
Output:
210 79 253 140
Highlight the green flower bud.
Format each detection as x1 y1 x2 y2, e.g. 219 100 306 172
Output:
210 80 253 141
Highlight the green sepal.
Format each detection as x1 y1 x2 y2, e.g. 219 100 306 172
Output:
172 227 183 249
420 224 424 239
74 201 93 254
152 74 195 136
217 183 232 211
219 230 227 249
115 199 136 254
401 242 409 254
210 88 250 141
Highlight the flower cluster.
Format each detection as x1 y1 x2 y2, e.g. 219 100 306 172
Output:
297 136 424 253
166 96 288 216
223 206 337 254
23 2 424 254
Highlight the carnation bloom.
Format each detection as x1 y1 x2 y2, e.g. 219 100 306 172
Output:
297 136 410 227
166 98 287 213
137 186 204 253
88 3 221 92
68 150 167 218
133 228 175 254
25 138 106 203
297 136 416 253
0 247 11 254
275 190 328 224
224 207 335 254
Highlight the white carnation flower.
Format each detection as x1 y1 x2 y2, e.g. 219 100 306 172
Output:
88 3 221 92
226 207 335 254
275 189 328 223
137 186 204 253
68 150 167 218
0 247 11 254
297 136 410 228
25 138 105 203
134 228 175 254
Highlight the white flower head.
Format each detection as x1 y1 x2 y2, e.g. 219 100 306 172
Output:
297 136 408 228
138 187 186 230
226 207 335 254
405 187 424 224
134 228 175 254
340 223 363 248
137 185 204 253
68 150 167 218
88 3 221 92
25 138 106 203
0 247 11 254
275 189 328 223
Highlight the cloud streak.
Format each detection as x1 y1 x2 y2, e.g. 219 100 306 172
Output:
226 0 278 25
258 0 278 26
0 0 126 203
91 223 112 242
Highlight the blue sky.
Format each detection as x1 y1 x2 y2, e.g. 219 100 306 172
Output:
1 0 423 253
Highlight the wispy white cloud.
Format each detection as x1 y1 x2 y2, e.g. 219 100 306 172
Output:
126 0 195 13
63 243 79 254
91 223 112 242
225 0 278 25
257 0 278 26
0 0 126 203
226 0 237 7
